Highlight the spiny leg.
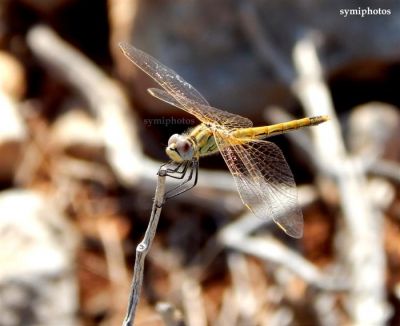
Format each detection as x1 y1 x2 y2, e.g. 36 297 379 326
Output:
165 159 198 200
158 161 189 179
168 161 190 179
156 160 198 208
159 160 183 174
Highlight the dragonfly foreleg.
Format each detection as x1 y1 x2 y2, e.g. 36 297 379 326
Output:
164 159 198 200
158 161 189 179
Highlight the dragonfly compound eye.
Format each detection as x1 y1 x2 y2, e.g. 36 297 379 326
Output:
168 134 180 146
176 139 194 160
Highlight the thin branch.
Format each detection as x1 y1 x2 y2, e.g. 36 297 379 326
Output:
227 253 258 323
312 292 340 326
218 212 347 291
236 0 294 84
292 37 390 324
27 24 144 186
97 217 130 325
181 276 207 326
122 169 167 326
368 159 400 184
215 288 238 326
107 0 139 75
0 87 27 182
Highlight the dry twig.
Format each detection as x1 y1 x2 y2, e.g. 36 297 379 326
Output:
215 288 239 326
227 253 258 325
181 276 207 326
292 37 389 324
237 0 294 84
218 212 346 291
97 217 130 323
27 24 144 186
369 160 400 184
122 169 167 326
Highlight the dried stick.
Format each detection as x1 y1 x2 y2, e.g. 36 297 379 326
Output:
215 288 238 326
122 169 167 326
237 0 294 84
369 159 400 184
97 217 130 323
0 87 27 183
218 212 347 291
227 253 258 323
27 24 144 186
181 276 207 326
107 0 139 74
292 37 389 324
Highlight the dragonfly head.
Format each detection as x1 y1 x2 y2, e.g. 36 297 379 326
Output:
166 134 195 162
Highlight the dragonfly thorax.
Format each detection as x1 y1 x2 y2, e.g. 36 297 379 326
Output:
166 134 196 163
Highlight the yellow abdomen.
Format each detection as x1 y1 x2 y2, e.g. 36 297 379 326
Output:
232 115 329 139
190 115 329 157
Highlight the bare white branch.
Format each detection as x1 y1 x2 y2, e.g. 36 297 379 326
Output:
292 37 390 324
218 212 347 291
27 25 144 186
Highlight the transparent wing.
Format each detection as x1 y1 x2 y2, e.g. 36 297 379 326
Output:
120 42 209 105
216 136 303 238
119 42 252 129
148 88 253 129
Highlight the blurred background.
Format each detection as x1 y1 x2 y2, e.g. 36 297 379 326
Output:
0 0 399 325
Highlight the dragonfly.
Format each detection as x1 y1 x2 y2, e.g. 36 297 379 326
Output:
119 42 328 238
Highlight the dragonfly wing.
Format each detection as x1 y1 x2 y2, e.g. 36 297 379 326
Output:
148 88 183 109
120 43 252 129
120 42 209 106
148 88 253 129
216 137 303 238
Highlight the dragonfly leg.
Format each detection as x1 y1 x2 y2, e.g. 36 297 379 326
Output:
164 159 198 200
158 161 189 179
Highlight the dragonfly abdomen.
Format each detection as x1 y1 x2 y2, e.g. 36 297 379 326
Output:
233 115 329 139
